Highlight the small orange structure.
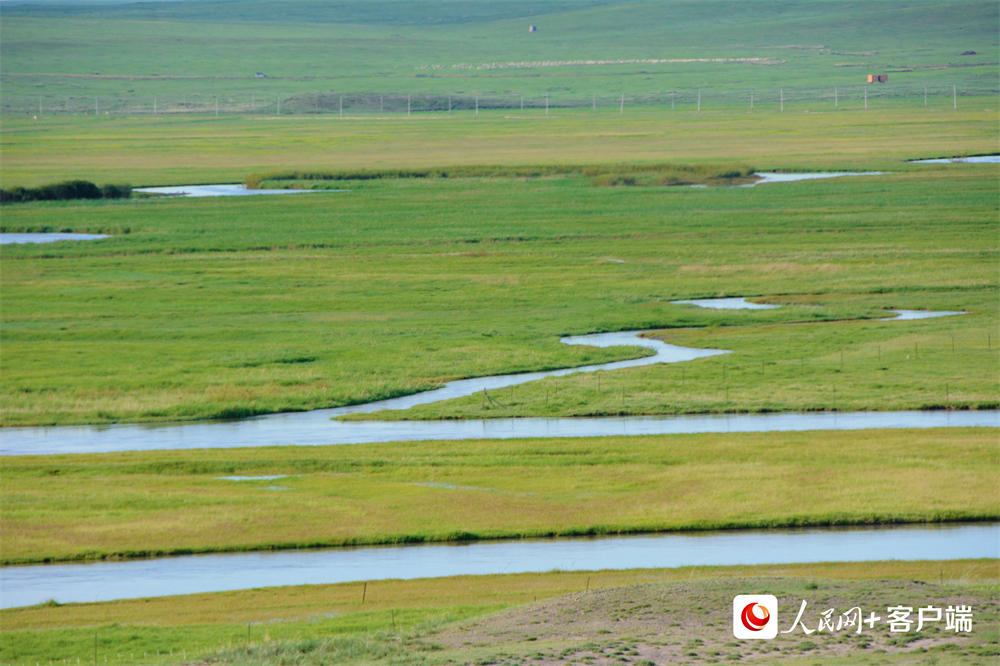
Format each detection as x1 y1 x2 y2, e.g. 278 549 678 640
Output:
867 74 888 83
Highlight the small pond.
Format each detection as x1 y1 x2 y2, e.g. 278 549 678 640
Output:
912 156 999 164
671 297 779 310
746 172 888 187
0 233 109 244
133 184 345 197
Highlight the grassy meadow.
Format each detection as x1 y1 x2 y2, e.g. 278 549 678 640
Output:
2 155 997 426
2 560 997 666
2 0 997 110
1 3 999 663
3 428 996 564
2 105 998 188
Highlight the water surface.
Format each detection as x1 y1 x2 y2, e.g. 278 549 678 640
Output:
3 410 995 457
884 310 965 320
3 523 995 609
0 233 109 244
133 184 345 197
671 297 779 310
912 156 1000 164
746 172 887 186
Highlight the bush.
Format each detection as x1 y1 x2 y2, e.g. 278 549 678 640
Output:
101 184 132 199
0 180 131 204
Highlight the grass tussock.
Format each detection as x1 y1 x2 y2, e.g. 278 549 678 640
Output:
244 163 756 190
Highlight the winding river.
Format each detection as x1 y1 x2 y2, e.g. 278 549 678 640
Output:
2 319 993 456
3 302 994 609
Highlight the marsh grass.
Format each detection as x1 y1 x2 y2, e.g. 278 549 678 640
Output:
2 428 996 563
1 169 996 427
1 106 997 188
244 163 757 190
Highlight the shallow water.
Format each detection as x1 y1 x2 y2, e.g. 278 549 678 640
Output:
884 310 965 320
671 297 779 310
133 184 345 197
912 156 1000 164
745 172 888 187
0 232 109 244
3 410 995 457
2 523 995 609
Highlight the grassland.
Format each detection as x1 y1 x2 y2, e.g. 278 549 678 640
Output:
2 560 997 666
3 428 996 564
3 105 998 188
2 0 997 110
2 152 996 426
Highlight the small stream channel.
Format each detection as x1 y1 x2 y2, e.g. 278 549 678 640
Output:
3 316 992 457
3 523 996 609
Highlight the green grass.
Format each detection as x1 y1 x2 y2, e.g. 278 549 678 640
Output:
244 163 759 190
2 105 997 188
1 0 997 108
1 163 996 427
2 428 996 563
2 560 997 666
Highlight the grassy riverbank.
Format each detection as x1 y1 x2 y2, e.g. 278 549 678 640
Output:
2 560 997 666
2 428 996 564
2 106 997 188
2 167 996 427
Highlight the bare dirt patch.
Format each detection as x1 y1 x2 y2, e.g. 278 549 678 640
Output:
433 577 999 665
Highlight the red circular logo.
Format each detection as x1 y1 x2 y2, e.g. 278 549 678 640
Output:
740 602 771 631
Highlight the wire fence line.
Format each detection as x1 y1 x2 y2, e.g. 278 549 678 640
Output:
6 82 997 116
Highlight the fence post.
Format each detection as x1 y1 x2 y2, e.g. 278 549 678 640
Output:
697 89 701 113
408 94 411 117
620 92 624 115
215 95 219 117
545 94 549 117
476 94 479 115
277 95 280 115
953 85 957 109
592 93 595 111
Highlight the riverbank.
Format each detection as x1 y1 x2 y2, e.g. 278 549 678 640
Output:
2 559 997 666
3 428 996 565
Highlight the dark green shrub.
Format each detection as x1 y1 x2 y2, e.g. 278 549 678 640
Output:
0 180 130 204
101 183 132 199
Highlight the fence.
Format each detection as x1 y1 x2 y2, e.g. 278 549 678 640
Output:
4 83 998 116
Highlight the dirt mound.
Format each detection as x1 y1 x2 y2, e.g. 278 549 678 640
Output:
434 577 997 665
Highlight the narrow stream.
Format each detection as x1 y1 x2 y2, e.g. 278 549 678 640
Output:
3 523 995 609
2 317 989 457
